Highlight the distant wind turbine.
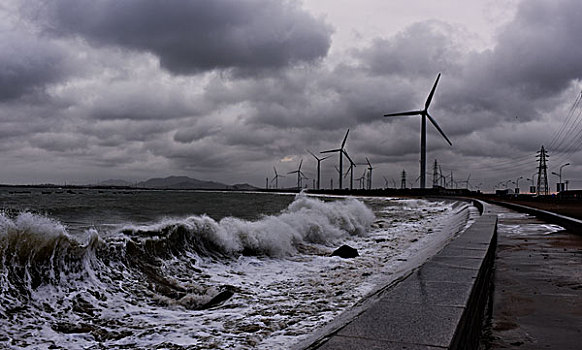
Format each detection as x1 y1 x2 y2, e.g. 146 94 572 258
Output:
288 159 306 190
383 175 396 189
358 169 367 189
384 73 452 189
308 150 331 190
365 157 374 190
342 151 356 190
321 129 350 190
271 167 285 189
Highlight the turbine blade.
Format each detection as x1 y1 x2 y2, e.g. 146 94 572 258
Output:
273 166 277 176
341 129 350 149
321 155 332 161
321 148 341 154
426 112 452 146
342 150 355 166
299 159 303 171
425 73 441 110
366 157 371 167
307 150 318 160
288 170 299 175
384 110 424 117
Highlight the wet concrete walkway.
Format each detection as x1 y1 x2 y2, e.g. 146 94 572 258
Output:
481 205 582 349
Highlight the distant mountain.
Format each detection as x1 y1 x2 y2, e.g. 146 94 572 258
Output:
98 179 133 187
137 176 229 189
96 176 259 190
229 183 259 191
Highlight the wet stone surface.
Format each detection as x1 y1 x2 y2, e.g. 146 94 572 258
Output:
480 207 582 350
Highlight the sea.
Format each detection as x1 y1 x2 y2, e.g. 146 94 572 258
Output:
0 188 477 349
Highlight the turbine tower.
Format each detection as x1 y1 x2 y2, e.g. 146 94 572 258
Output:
384 73 452 189
366 157 374 190
358 169 367 189
288 159 306 190
343 151 356 190
308 150 330 190
321 129 350 190
271 167 285 189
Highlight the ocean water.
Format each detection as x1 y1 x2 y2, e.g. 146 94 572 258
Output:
0 189 475 349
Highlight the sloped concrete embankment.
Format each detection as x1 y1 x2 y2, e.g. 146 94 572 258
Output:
302 208 498 349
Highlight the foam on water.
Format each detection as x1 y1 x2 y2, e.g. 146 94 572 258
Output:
120 193 374 257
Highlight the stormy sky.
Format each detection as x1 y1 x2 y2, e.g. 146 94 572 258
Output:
2 0 582 191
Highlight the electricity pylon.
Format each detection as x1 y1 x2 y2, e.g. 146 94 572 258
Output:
536 145 549 195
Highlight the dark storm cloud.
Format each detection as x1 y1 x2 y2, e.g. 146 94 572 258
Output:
356 21 464 79
4 0 582 188
444 0 582 125
352 0 582 137
33 0 332 75
0 33 67 100
488 0 582 97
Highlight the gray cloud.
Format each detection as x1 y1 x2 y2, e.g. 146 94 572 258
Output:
3 0 582 189
0 33 68 100
33 0 332 75
355 21 465 79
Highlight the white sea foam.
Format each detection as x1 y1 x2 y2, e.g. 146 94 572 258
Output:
0 211 68 238
121 193 375 257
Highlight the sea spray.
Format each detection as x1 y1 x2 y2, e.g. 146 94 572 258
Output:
121 193 375 257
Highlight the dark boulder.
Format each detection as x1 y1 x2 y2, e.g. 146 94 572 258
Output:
331 245 359 259
199 285 237 309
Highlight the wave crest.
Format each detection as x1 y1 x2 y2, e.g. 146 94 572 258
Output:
123 194 374 257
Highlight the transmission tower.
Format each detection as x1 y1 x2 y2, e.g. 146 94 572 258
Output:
401 169 407 189
432 159 439 188
536 145 549 195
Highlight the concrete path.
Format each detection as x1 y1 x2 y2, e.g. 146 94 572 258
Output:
480 205 582 349
300 214 498 350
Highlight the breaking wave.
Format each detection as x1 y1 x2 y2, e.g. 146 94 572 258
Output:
121 193 374 258
0 194 374 309
0 192 473 349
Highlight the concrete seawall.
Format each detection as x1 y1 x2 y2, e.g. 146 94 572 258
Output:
299 204 498 349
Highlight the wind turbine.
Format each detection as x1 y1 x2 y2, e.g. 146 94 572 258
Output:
321 129 350 190
288 159 306 190
358 169 367 189
383 73 452 189
308 150 331 190
461 174 471 189
365 157 374 190
271 167 285 189
342 151 357 190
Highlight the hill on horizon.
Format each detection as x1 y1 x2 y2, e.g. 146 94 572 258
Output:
138 176 228 189
95 176 259 190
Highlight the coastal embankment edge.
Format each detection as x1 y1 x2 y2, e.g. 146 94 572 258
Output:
296 199 497 350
